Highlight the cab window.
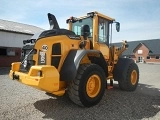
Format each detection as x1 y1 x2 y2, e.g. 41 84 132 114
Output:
72 17 93 37
98 17 109 43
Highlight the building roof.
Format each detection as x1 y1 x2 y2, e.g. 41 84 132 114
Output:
0 19 44 35
112 39 160 56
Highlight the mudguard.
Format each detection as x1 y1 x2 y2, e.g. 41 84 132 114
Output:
60 49 108 81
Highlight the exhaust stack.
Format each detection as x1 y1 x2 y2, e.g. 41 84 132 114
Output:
48 13 60 29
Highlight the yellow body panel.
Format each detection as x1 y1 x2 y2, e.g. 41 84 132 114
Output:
10 63 61 93
94 43 109 60
33 35 90 70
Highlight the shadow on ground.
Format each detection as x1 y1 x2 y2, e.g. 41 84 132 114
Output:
0 67 10 75
34 84 160 120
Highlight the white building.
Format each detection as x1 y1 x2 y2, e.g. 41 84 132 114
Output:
0 19 44 67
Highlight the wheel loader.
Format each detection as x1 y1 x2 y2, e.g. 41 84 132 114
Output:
9 11 139 107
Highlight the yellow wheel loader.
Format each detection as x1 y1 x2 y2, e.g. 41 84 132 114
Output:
9 11 139 107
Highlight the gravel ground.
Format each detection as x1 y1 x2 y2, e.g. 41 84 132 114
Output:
0 64 160 120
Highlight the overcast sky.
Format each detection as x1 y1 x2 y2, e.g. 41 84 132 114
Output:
0 0 160 43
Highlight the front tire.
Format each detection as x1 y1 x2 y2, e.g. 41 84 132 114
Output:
67 64 106 107
119 62 139 91
113 58 139 91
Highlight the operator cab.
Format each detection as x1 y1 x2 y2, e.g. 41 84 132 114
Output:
67 11 120 46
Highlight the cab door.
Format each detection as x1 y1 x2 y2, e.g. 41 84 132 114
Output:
93 17 110 60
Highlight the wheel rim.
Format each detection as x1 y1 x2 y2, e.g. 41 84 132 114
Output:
86 74 101 98
131 70 137 85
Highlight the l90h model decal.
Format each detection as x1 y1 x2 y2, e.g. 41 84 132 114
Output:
38 50 46 65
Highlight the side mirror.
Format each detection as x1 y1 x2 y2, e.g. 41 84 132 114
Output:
116 22 120 32
81 25 90 40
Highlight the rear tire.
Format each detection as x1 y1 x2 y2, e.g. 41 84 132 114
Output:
67 64 106 107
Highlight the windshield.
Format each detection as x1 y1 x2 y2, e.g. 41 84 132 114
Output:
72 17 93 37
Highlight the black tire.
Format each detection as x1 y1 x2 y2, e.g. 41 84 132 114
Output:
113 58 139 91
67 64 106 107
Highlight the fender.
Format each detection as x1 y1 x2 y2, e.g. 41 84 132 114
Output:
60 49 108 81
